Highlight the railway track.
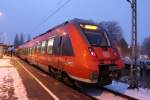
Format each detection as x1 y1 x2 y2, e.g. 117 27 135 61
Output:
45 71 137 100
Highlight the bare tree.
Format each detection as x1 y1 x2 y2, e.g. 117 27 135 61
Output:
141 36 150 58
27 34 31 42
14 34 20 47
20 33 24 45
0 33 3 43
0 32 5 43
100 21 129 57
100 21 123 41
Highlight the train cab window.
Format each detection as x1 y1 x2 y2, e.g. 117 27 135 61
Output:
80 24 111 47
41 41 46 54
84 30 110 47
61 35 74 56
53 36 61 55
47 38 54 54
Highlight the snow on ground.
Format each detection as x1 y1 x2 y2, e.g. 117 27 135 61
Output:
0 56 13 67
0 68 29 100
105 81 150 100
104 81 129 94
82 86 126 100
0 57 29 100
126 88 150 100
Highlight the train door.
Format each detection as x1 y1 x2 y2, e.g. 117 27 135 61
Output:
34 43 39 64
30 47 35 64
52 36 62 69
38 40 47 66
59 34 74 73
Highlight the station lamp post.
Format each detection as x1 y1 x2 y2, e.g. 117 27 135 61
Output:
126 0 138 88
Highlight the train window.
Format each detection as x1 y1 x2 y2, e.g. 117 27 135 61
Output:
34 46 36 53
41 41 46 54
53 36 61 55
27 48 29 55
47 38 54 54
61 35 74 56
28 48 30 55
34 46 37 53
24 48 26 55
83 30 110 47
32 47 35 54
23 49 25 55
25 48 26 55
37 43 41 52
26 48 28 55
30 48 32 55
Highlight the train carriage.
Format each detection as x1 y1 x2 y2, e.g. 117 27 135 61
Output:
16 18 124 85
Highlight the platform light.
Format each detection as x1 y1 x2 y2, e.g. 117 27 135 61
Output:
62 32 67 35
80 24 98 30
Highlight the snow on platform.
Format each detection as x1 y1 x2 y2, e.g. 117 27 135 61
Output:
105 81 150 100
0 57 29 100
82 86 125 100
82 80 150 100
0 56 13 67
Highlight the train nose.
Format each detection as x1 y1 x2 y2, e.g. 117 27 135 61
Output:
98 64 121 85
92 47 116 61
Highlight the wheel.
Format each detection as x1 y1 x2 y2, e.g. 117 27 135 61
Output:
62 73 74 87
48 66 55 76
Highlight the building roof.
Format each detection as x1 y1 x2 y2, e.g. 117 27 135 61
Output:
0 43 12 48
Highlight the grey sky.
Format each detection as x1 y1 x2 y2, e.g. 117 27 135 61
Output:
0 0 149 45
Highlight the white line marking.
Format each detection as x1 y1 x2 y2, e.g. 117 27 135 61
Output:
15 58 60 100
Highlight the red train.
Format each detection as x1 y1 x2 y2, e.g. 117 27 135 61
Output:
16 19 124 86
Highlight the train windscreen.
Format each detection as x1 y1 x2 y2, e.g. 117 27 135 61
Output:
84 30 110 47
80 24 111 47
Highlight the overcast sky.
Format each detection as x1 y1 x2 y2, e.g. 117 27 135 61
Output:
0 0 149 45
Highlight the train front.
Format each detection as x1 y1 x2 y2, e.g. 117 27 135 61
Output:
79 22 125 85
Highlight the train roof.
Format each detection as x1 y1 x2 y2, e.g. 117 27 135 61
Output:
17 18 101 49
70 18 99 25
33 21 69 40
33 18 99 39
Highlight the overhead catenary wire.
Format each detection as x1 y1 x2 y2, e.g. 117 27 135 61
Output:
32 0 71 34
